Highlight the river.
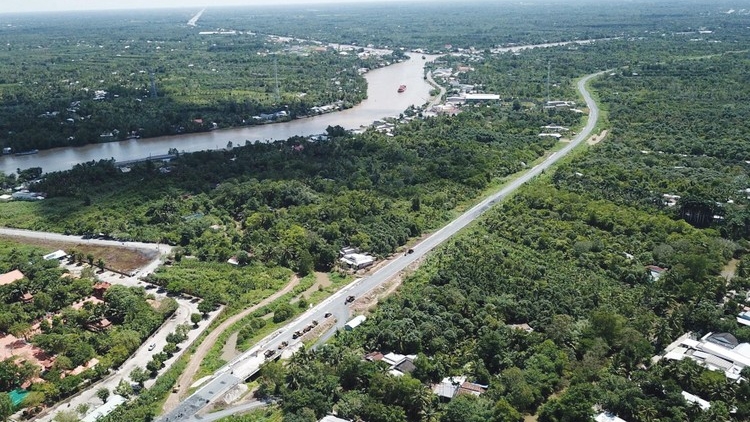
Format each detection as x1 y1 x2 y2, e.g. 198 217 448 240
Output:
0 53 439 175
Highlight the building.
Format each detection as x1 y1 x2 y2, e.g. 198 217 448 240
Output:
508 323 534 333
681 391 710 410
661 332 750 380
595 412 628 422
318 416 351 422
737 311 750 327
93 282 112 299
0 270 25 286
82 395 127 422
464 93 500 102
43 250 67 261
646 265 666 281
432 376 488 401
345 315 366 331
339 253 375 270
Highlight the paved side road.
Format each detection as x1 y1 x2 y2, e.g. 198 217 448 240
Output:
0 227 173 255
158 70 607 422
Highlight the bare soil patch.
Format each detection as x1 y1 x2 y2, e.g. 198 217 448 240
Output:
221 332 240 362
352 254 428 313
587 129 609 145
0 234 156 274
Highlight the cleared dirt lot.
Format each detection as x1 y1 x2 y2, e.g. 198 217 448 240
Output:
0 234 158 274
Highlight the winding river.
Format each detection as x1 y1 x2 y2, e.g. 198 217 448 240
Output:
0 53 439 175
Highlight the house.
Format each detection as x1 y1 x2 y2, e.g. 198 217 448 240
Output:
20 293 33 304
681 391 710 410
646 265 666 281
433 376 488 400
0 270 25 286
393 358 417 375
508 323 534 333
661 332 750 380
365 351 384 362
736 311 750 327
92 282 112 299
43 250 67 261
595 412 628 422
339 253 375 270
318 416 351 422
457 381 487 397
345 315 366 331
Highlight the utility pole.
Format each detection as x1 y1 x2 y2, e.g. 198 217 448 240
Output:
274 55 280 104
546 61 551 103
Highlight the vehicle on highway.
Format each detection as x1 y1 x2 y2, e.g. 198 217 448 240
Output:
345 295 355 304
324 312 332 318
407 248 414 254
278 341 288 349
292 330 303 339
311 320 318 326
148 343 156 351
264 350 276 358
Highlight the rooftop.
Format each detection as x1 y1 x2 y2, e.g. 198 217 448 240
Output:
0 270 24 286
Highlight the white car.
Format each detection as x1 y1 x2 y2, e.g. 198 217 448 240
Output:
148 343 156 351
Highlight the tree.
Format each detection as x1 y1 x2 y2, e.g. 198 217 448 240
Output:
96 387 110 403
130 367 149 386
273 303 295 323
114 379 133 398
190 313 202 327
0 393 12 422
97 258 106 272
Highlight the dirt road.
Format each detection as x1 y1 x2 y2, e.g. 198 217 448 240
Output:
162 274 300 413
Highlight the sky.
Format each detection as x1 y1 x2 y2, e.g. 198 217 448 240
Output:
4 0 420 14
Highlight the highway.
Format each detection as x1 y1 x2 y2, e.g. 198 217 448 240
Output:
158 70 606 422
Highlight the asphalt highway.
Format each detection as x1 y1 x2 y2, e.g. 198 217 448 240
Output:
158 70 605 422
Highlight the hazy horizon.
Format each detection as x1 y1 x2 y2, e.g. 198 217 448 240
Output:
2 0 432 14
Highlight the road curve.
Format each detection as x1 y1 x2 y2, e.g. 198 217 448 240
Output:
157 70 606 422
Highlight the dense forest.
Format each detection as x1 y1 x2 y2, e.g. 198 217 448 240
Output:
2 1 750 421
0 102 570 283
0 10 400 151
245 38 750 422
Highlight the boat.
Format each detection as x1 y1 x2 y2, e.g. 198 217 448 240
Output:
15 149 39 156
397 84 406 93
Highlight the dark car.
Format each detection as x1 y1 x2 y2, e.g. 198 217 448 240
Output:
324 312 332 318
345 295 355 304
264 350 276 358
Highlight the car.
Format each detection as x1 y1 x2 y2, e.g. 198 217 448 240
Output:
264 350 276 358
292 331 303 339
144 284 156 290
345 295 355 304
277 341 288 350
148 343 156 351
324 312 332 318
311 320 318 326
